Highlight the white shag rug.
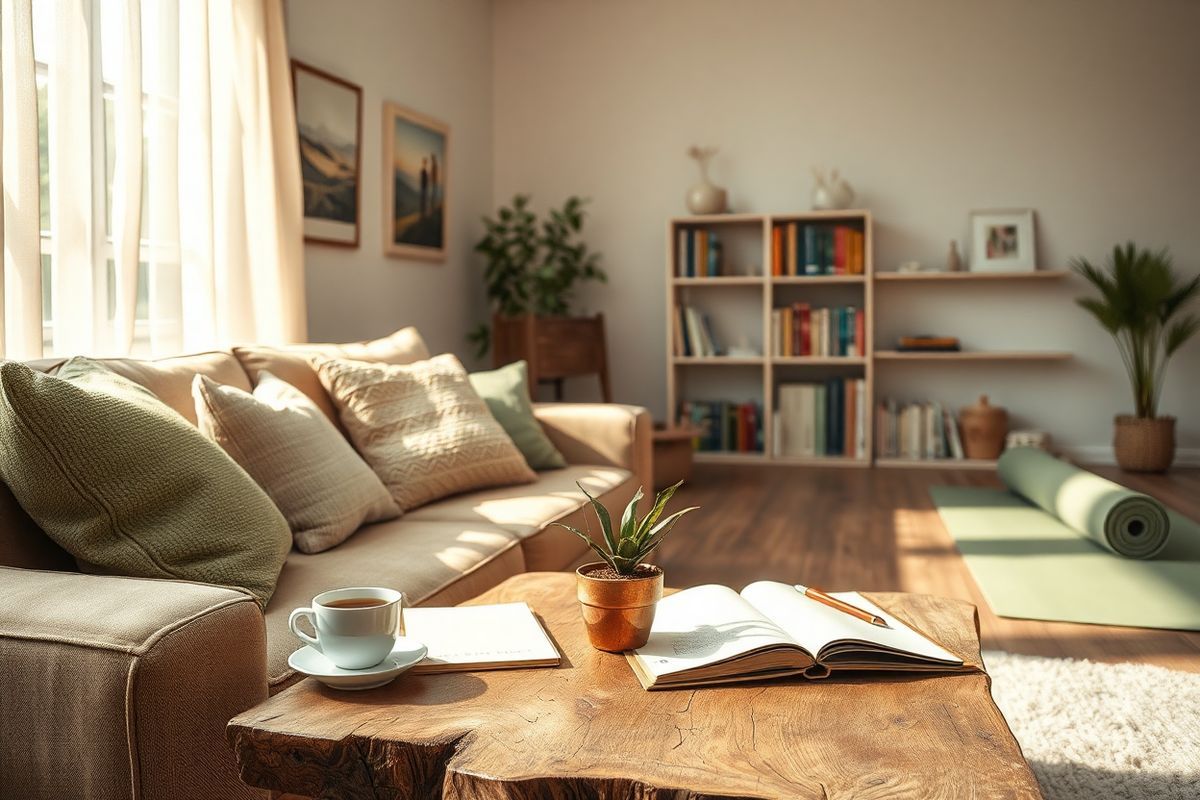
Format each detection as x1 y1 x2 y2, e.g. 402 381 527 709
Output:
983 651 1200 800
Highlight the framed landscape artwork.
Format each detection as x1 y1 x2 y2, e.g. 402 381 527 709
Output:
969 208 1037 272
382 102 448 261
292 61 362 247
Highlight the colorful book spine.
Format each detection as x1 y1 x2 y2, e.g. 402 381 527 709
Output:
772 226 783 277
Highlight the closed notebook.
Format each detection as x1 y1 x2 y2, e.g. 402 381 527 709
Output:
403 602 560 673
627 582 964 690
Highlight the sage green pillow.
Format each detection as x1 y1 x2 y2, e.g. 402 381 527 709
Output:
468 360 566 470
0 358 291 605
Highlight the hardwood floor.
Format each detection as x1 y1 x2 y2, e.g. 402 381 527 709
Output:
658 464 1200 673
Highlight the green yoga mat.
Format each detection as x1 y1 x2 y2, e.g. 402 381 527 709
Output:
931 453 1200 631
997 447 1170 558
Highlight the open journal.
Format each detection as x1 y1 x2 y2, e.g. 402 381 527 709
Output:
403 602 560 674
627 582 965 690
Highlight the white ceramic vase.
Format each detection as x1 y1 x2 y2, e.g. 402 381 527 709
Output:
686 181 727 215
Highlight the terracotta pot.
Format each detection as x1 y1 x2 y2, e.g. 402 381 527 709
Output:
575 562 664 652
1114 415 1175 473
959 395 1008 460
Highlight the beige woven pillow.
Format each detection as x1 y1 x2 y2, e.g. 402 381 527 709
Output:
193 372 400 554
313 353 536 510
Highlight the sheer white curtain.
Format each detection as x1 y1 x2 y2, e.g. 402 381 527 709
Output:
0 0 306 360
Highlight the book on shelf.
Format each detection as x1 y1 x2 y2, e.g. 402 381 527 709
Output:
774 378 867 459
876 399 965 461
674 305 723 357
771 304 864 357
769 222 865 277
681 400 763 453
404 602 560 674
626 582 965 690
677 229 724 278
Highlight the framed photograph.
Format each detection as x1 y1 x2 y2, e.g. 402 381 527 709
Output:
969 209 1037 272
291 60 362 247
382 102 449 261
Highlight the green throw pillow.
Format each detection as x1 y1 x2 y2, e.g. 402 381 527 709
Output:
0 358 291 605
469 360 566 470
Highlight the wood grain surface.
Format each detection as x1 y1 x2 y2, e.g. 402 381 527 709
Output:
229 572 1039 799
657 464 1200 673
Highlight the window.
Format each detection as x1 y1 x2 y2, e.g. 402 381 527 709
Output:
7 0 304 358
33 0 182 357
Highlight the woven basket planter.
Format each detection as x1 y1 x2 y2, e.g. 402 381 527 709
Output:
1113 415 1175 473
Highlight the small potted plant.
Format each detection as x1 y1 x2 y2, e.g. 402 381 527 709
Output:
1072 242 1199 472
555 481 697 652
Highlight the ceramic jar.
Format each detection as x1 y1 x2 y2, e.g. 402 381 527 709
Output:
959 395 1008 460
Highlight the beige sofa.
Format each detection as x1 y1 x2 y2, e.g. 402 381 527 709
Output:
0 328 651 800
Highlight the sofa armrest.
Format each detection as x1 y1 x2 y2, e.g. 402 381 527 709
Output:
0 567 268 800
533 403 653 491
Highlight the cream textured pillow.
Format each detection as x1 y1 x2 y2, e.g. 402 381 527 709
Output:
0 358 291 605
314 353 537 510
193 372 401 554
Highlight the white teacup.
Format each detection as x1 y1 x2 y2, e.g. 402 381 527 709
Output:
288 587 404 670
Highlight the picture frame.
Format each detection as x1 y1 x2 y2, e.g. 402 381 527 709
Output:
969 209 1037 272
291 60 363 248
382 102 449 261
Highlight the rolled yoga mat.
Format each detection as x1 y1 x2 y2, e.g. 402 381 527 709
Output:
996 447 1169 559
931 454 1200 630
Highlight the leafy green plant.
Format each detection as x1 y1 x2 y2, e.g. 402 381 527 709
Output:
1071 242 1199 418
555 481 697 576
468 194 606 357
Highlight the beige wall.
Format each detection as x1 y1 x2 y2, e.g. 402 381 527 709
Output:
492 0 1200 460
286 0 492 360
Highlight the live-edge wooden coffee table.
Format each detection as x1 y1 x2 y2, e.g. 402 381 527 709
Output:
228 572 1041 799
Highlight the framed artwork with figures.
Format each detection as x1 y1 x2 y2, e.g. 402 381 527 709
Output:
291 60 362 248
969 209 1037 272
382 102 449 261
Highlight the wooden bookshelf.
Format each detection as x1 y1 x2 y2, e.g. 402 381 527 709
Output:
666 213 1071 467
874 351 1072 362
874 269 1069 282
666 211 873 466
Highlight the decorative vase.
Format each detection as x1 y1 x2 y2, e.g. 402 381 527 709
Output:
1113 415 1175 472
685 145 728 215
947 240 963 272
576 562 664 652
811 166 855 210
959 395 1008 460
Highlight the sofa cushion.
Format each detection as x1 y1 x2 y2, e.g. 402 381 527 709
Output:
263 518 524 687
233 326 431 428
469 360 566 470
315 353 536 511
192 372 400 554
0 358 291 605
75 351 252 426
405 465 630 537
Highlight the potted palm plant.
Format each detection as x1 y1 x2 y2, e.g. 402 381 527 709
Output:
469 195 607 393
555 481 697 652
1072 243 1199 472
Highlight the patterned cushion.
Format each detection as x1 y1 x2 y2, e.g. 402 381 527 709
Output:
233 327 431 428
313 354 537 511
192 371 401 554
0 358 291 605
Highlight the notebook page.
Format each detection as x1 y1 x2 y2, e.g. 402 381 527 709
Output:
631 585 796 680
739 582 961 665
404 602 559 670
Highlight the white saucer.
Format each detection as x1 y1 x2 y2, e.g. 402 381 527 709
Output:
288 637 428 691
